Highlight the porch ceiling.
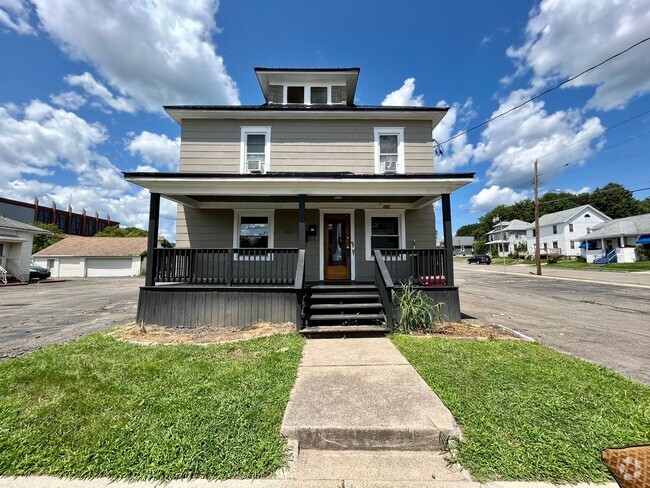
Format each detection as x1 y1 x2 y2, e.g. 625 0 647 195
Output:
123 172 474 210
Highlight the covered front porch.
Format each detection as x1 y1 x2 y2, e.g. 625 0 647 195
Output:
125 172 473 332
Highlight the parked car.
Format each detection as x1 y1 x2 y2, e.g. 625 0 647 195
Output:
29 263 51 280
467 254 492 265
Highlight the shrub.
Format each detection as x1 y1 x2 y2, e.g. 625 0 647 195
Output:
392 281 445 334
546 252 562 264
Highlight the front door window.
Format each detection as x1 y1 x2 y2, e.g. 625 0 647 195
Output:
324 214 351 280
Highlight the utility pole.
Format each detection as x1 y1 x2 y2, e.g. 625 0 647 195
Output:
493 215 507 275
534 159 542 276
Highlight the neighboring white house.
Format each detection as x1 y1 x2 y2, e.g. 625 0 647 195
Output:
574 213 650 263
0 216 49 283
486 219 528 257
524 205 610 257
453 236 475 256
32 236 147 278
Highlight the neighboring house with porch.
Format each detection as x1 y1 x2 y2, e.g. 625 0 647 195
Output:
0 216 48 283
124 67 473 333
574 213 650 264
32 236 147 277
486 219 528 257
524 205 610 257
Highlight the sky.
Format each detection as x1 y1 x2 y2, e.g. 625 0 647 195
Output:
1 0 650 240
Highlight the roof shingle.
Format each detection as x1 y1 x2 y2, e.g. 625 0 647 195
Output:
34 236 148 257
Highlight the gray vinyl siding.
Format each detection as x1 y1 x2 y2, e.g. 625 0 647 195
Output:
176 205 436 282
179 118 435 174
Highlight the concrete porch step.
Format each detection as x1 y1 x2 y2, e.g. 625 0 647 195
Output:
300 325 390 335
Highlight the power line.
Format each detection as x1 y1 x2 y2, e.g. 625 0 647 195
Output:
434 36 650 150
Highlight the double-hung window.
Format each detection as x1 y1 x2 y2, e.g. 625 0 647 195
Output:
240 127 271 173
234 210 275 254
374 128 404 174
365 210 405 260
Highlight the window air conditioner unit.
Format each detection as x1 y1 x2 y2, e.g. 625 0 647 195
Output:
383 160 397 174
247 160 263 173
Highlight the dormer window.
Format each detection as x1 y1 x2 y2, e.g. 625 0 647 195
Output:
287 86 304 104
311 86 327 104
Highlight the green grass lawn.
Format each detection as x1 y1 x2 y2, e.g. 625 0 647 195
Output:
0 333 305 481
546 260 650 272
391 336 650 483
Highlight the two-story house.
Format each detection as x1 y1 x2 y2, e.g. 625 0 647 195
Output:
125 67 473 333
524 205 610 257
485 219 528 257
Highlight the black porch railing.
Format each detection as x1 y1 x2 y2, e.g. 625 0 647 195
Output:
152 248 300 285
377 248 448 287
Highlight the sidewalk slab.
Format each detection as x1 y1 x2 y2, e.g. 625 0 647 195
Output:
281 338 460 450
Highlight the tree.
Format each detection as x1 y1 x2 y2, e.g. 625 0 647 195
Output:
589 183 640 219
473 238 488 255
95 226 148 237
32 222 64 254
456 223 481 237
638 196 650 214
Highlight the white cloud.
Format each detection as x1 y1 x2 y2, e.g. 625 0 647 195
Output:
470 185 529 213
49 90 87 110
0 100 107 179
506 0 650 110
30 0 239 112
382 78 424 107
0 0 33 34
473 91 605 188
553 186 590 195
432 98 476 171
65 72 136 113
127 131 180 170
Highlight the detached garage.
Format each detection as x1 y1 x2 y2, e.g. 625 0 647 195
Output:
33 236 148 278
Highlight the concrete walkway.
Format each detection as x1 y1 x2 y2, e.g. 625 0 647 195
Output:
281 337 461 451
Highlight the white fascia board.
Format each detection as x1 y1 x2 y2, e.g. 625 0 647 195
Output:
165 108 447 125
125 176 473 197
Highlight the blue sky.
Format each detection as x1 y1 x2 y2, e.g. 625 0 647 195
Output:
1 0 649 240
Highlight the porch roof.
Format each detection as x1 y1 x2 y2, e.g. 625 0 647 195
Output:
123 172 474 210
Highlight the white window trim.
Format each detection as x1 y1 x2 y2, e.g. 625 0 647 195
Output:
281 84 345 105
240 127 271 174
233 210 275 258
364 209 406 261
374 127 405 174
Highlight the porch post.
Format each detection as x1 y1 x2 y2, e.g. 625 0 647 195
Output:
442 194 455 287
145 192 160 287
298 194 306 250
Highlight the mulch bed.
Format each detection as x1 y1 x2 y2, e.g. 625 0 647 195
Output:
406 321 514 339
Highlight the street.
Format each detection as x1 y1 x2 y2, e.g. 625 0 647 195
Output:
456 262 650 385
0 278 142 359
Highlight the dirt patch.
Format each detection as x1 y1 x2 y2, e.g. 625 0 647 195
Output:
113 321 294 346
406 321 514 339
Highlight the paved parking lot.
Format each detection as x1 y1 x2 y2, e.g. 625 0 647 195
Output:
456 263 650 385
0 278 143 359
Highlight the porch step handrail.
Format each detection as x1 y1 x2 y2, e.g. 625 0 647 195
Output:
0 265 7 285
378 248 449 287
153 247 300 286
373 249 394 331
294 249 306 331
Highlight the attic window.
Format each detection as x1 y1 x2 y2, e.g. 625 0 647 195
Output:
287 86 304 104
585 213 591 217
311 87 327 104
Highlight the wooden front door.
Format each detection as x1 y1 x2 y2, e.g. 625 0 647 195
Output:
324 214 351 280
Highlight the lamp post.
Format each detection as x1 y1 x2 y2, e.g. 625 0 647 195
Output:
493 216 507 275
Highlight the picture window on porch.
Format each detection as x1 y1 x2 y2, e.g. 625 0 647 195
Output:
374 127 404 174
240 127 271 174
365 210 405 260
234 210 275 250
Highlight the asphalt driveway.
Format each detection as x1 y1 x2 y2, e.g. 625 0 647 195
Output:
456 262 650 385
0 278 142 359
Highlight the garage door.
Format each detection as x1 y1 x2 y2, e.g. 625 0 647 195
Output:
86 258 133 277
59 258 82 277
